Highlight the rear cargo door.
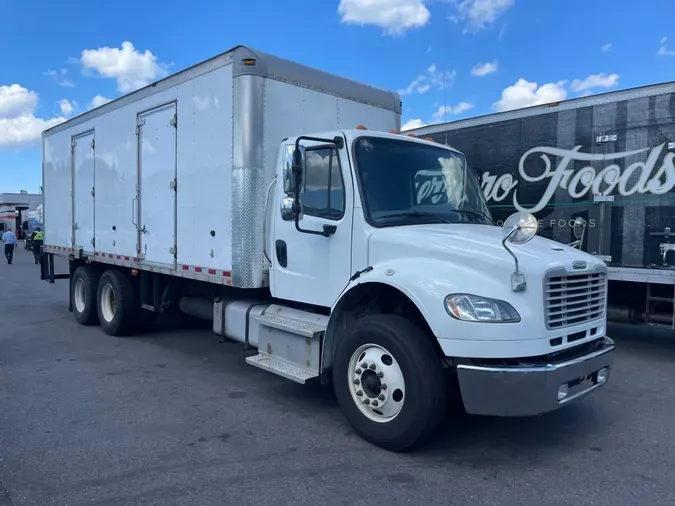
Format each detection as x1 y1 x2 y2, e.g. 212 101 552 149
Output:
71 131 96 253
137 103 177 268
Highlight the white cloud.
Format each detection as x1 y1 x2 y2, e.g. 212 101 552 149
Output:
399 64 456 95
338 0 430 35
657 38 675 56
601 43 612 52
493 78 567 112
451 0 514 33
570 73 619 92
401 118 426 131
432 102 474 120
45 68 75 87
58 99 75 117
78 41 169 93
0 84 37 118
498 24 507 41
471 60 498 76
0 84 65 149
89 95 112 110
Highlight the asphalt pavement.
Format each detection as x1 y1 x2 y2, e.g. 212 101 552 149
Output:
1 247 675 505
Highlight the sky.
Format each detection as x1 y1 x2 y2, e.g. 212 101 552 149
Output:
0 0 674 193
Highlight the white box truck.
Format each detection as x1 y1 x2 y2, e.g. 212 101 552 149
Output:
40 45 615 451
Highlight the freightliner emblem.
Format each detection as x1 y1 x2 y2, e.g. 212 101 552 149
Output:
572 261 587 270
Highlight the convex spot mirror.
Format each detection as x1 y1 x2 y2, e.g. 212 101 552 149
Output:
572 216 587 239
503 211 538 244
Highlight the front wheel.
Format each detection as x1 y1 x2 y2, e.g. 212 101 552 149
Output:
332 314 447 452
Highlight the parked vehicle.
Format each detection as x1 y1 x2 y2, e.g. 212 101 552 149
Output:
40 45 614 451
409 82 675 329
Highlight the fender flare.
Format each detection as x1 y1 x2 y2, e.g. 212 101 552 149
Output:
320 260 449 383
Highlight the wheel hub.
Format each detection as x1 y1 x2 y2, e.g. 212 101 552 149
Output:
361 369 381 398
348 344 406 423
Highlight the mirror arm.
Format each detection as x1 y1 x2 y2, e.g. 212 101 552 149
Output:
291 135 344 238
501 226 520 274
502 226 527 292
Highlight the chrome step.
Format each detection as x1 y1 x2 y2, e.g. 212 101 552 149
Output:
255 312 326 338
245 354 319 384
255 307 327 339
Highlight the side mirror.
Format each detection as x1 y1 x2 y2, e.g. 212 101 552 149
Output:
280 196 302 222
283 145 305 195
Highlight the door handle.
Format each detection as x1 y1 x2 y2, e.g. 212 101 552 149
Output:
275 240 287 268
132 197 137 226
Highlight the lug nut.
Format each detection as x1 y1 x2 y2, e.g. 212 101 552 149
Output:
369 364 376 370
378 394 385 401
355 368 362 374
360 362 367 369
363 399 370 405
377 371 384 378
372 400 379 407
356 390 363 396
381 383 387 390
353 379 360 385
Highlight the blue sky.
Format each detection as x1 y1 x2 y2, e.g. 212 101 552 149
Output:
0 0 673 193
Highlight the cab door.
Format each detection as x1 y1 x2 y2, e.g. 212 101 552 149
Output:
270 137 353 307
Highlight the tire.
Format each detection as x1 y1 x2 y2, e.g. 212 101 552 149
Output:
72 266 101 326
97 269 139 336
332 314 447 452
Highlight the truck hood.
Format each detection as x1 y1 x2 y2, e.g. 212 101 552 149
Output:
367 224 604 278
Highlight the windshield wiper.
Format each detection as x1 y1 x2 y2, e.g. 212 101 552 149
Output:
378 211 452 223
453 209 494 225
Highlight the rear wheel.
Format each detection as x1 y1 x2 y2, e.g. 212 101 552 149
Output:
332 314 447 452
72 266 100 326
97 269 139 336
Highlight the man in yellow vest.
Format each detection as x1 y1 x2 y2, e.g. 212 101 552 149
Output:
32 227 44 265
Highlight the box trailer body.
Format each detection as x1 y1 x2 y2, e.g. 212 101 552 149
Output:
409 82 675 327
41 46 614 452
42 46 401 288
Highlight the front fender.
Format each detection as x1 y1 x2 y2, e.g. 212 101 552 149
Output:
320 258 538 382
348 258 536 337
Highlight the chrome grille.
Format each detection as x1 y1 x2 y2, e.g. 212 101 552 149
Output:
545 271 607 329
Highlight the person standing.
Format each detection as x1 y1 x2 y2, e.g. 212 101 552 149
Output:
32 227 44 265
2 228 17 264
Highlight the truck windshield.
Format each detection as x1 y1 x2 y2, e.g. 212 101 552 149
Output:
353 136 492 227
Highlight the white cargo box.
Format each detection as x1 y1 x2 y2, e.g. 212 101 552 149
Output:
42 45 401 288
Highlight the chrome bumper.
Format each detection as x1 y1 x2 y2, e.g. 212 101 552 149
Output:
456 337 615 417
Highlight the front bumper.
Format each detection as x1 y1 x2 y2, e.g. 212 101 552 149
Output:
456 336 615 417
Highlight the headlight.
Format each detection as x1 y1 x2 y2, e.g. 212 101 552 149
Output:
444 294 520 323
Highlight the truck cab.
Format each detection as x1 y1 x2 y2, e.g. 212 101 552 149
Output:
263 127 614 449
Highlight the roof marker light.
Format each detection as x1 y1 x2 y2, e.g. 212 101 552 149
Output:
356 124 367 130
